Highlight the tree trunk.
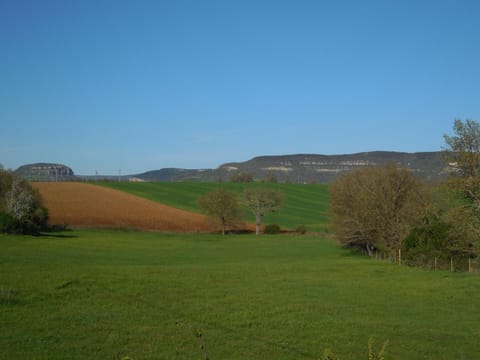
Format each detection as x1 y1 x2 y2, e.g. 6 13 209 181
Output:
366 243 374 257
255 214 262 235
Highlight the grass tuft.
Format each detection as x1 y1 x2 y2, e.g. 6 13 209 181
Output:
367 338 389 360
55 279 80 290
0 287 20 305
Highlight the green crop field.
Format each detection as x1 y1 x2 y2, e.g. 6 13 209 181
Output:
97 182 330 232
1 230 479 359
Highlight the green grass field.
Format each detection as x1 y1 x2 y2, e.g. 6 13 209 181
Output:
1 230 479 359
97 182 330 232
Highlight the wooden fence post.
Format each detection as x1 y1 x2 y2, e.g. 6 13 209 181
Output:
450 258 454 272
398 249 401 265
434 257 437 271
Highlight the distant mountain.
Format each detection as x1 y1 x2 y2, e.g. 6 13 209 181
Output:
15 163 76 181
216 151 448 183
16 151 450 183
134 151 449 183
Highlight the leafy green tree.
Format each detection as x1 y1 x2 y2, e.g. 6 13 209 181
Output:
441 119 480 262
330 164 428 255
404 206 479 268
443 119 480 209
244 188 283 235
198 188 242 235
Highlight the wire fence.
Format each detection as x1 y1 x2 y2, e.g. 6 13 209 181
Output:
372 249 478 273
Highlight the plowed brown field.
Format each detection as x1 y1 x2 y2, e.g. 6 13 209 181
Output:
33 182 216 232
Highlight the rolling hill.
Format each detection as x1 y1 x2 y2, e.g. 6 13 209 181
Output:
98 182 330 232
33 182 218 232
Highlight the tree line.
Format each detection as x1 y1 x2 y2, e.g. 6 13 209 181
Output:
330 119 480 270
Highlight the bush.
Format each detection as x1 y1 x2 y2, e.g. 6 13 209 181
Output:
0 169 49 235
0 211 19 234
296 225 307 235
22 206 49 234
403 208 479 269
229 172 254 183
0 287 20 305
264 224 281 234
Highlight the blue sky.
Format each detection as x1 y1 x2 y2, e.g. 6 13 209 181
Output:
1 0 479 175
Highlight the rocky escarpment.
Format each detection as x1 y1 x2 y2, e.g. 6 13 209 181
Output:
132 151 450 183
15 163 75 181
217 152 448 183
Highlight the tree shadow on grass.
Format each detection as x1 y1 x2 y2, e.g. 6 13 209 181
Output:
37 226 78 239
38 233 78 239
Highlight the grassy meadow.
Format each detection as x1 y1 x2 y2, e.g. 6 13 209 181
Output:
97 182 330 232
1 230 480 359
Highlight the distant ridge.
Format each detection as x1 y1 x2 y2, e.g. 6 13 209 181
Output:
16 151 449 183
133 151 448 183
136 168 214 182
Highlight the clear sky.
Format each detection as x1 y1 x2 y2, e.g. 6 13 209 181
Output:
1 0 479 175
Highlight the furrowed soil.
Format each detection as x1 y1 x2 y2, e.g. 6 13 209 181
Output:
33 182 217 232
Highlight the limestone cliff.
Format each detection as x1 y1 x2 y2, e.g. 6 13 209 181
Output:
15 163 75 181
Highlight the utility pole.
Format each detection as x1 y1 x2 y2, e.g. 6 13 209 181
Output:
118 169 121 182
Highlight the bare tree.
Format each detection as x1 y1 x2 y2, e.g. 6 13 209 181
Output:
244 188 283 235
330 164 428 255
198 188 242 235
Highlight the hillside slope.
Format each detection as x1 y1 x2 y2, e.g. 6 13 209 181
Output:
99 182 330 232
33 182 217 232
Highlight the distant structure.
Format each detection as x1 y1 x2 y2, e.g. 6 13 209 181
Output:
128 177 145 182
15 163 75 181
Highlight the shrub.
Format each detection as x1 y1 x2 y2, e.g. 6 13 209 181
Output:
0 169 49 235
0 287 20 305
0 211 18 234
22 206 49 234
296 225 307 235
264 224 281 234
403 208 479 269
229 172 254 183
